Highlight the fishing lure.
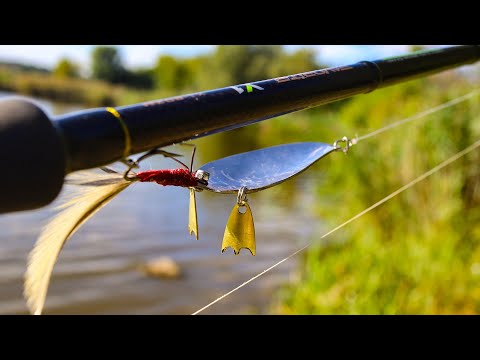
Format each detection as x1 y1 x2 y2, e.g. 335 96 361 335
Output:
197 141 347 255
24 139 352 315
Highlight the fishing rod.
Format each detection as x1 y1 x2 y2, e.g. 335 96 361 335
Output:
1 45 479 214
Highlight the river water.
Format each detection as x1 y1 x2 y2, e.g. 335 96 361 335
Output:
0 92 321 314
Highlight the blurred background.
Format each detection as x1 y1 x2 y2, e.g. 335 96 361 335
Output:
0 45 479 314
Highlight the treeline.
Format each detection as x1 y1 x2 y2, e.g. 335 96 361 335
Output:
0 45 321 106
0 61 50 74
54 45 321 91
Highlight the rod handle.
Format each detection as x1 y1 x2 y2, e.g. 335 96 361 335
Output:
0 97 66 213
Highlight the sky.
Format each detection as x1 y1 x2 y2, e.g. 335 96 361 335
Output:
0 45 445 71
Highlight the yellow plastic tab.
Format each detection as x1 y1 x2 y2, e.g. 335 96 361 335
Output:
222 202 256 256
188 188 198 240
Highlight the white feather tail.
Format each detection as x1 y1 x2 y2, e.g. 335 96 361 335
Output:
24 169 132 315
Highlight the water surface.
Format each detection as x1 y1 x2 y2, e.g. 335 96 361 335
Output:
0 92 324 314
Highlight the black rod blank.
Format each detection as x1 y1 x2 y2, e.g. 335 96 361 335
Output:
53 45 480 172
1 45 479 213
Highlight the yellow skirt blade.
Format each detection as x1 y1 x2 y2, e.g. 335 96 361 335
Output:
222 202 256 256
188 187 199 240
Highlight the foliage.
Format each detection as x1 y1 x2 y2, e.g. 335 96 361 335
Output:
0 61 50 73
125 68 155 90
91 46 127 84
196 45 319 89
154 55 196 91
53 58 80 78
150 46 318 93
267 73 480 314
0 66 125 106
0 45 323 106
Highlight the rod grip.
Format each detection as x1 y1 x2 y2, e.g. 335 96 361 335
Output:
0 97 66 213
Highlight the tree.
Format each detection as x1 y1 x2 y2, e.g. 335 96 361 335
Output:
269 48 319 77
154 55 197 91
126 68 155 89
91 46 126 84
154 55 179 90
53 58 79 78
207 46 283 87
196 45 320 90
409 45 427 52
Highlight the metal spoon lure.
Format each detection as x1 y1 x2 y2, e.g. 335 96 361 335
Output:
196 138 354 255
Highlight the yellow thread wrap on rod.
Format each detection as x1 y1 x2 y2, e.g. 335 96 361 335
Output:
106 107 132 160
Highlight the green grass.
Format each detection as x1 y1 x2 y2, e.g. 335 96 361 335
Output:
266 72 480 314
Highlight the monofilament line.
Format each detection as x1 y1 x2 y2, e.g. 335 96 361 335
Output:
192 136 480 315
357 89 479 142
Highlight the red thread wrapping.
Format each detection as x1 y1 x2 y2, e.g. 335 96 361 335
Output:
136 169 198 187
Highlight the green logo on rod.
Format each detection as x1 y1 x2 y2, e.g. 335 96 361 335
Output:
230 84 264 94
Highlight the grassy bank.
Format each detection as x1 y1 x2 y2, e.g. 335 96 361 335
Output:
0 66 177 107
263 71 480 314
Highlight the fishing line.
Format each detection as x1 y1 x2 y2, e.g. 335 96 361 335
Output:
355 88 479 142
192 115 480 315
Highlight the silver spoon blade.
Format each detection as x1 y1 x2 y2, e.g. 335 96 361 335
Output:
198 142 335 193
